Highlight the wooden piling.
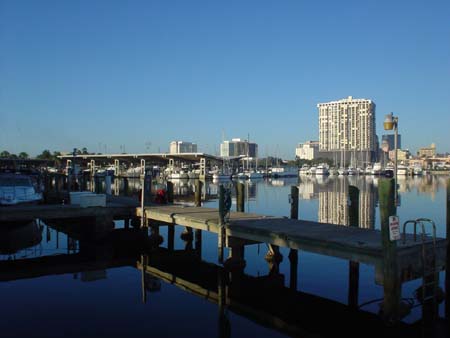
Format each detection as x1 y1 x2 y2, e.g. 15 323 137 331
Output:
195 180 203 207
140 174 146 228
378 178 400 322
289 185 299 290
218 185 226 263
167 181 174 203
290 186 299 219
105 175 112 195
236 182 245 212
348 185 360 309
168 225 175 251
195 229 202 258
123 177 129 196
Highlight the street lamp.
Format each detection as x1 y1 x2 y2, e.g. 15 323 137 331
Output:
383 112 399 204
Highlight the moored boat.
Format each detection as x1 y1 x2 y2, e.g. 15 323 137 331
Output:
0 174 43 206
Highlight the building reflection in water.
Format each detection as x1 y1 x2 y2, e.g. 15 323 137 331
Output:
316 176 376 229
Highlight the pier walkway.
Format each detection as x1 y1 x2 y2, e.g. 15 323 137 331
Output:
138 204 447 283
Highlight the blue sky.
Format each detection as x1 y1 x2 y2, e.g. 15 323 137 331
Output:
1 0 449 158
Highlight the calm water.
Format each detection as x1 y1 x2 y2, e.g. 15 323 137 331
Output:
1 175 449 338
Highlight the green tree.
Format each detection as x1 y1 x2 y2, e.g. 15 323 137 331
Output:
81 147 88 155
18 152 29 159
0 150 11 158
37 149 53 160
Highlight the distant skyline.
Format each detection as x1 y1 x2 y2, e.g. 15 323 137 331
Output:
1 0 449 158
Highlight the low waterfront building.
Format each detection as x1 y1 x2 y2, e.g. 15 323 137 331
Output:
417 143 437 158
220 138 258 158
295 141 319 160
389 149 410 162
169 141 197 154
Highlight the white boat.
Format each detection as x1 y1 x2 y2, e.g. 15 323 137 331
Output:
212 172 232 180
246 170 264 179
188 170 200 179
270 167 297 178
347 167 356 176
125 166 143 178
0 174 43 206
384 164 394 178
371 163 382 175
299 165 310 176
365 165 373 175
397 164 408 176
237 172 249 179
166 167 189 180
338 167 348 176
413 166 423 176
315 164 329 175
308 166 317 175
329 167 338 176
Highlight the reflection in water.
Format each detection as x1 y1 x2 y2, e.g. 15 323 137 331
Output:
0 174 448 338
0 220 43 257
312 176 376 229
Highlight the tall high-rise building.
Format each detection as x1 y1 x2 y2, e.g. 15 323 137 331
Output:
318 96 377 164
220 138 258 158
169 141 197 154
381 134 402 151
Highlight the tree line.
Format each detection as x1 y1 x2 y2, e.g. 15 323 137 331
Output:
0 147 93 160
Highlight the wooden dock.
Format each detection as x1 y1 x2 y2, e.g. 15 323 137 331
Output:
138 204 447 283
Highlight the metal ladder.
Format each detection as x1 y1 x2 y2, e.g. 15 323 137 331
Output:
403 218 438 319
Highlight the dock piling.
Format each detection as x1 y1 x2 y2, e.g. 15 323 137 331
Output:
218 185 226 263
236 182 245 212
289 185 299 290
167 181 174 203
195 180 203 207
348 185 360 310
378 179 401 322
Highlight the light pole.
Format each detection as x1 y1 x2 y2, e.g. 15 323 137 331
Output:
383 112 399 204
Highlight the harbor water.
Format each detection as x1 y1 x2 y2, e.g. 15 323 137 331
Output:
1 175 449 338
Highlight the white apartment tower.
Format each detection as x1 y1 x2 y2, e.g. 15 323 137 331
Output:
318 96 377 165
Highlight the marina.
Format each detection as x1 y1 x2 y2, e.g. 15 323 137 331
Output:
2 2 450 337
1 170 449 337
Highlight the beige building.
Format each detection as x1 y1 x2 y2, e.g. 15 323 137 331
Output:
318 96 377 164
417 143 436 158
295 141 319 160
389 149 410 161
